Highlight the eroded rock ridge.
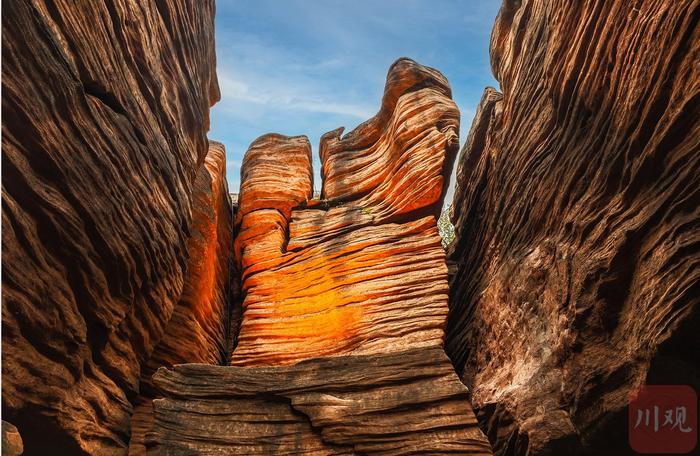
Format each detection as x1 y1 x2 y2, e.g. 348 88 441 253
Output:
446 1 700 454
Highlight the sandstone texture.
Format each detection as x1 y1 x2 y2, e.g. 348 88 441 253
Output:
446 1 700 455
128 141 235 455
2 0 220 454
232 58 460 366
142 141 233 382
149 58 491 454
149 348 491 455
6 0 694 453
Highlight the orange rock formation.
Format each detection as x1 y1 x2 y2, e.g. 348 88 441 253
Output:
145 58 491 455
231 58 460 366
128 141 234 454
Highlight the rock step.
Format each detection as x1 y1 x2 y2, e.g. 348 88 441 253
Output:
147 347 492 455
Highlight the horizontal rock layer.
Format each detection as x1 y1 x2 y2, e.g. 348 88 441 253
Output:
148 347 492 455
1 0 219 454
447 0 700 454
232 58 460 366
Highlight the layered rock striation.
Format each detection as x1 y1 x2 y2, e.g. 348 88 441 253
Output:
7 0 694 453
1 1 223 454
128 141 235 455
150 348 490 455
232 58 460 366
447 1 700 454
150 58 492 455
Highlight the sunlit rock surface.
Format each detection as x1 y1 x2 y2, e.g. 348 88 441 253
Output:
446 1 700 454
150 58 492 455
1 0 219 453
231 58 460 366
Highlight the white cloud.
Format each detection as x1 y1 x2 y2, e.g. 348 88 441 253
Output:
217 71 374 119
212 28 380 124
210 0 502 195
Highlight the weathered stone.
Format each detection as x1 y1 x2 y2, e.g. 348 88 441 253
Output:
1 0 219 453
147 58 491 454
149 348 491 455
231 58 460 366
128 141 235 455
447 1 700 454
2 421 23 456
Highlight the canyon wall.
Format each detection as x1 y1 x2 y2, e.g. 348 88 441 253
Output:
4 0 698 454
148 58 492 455
128 142 235 455
446 1 700 454
1 1 227 454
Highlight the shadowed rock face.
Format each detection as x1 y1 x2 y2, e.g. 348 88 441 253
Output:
1 0 220 453
149 58 492 455
149 348 492 455
128 142 235 455
446 1 699 454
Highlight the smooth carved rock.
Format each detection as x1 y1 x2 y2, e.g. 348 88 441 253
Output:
447 1 700 454
148 348 492 455
128 142 235 455
232 58 461 366
1 0 218 453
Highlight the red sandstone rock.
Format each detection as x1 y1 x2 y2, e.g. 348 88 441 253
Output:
447 1 700 454
128 141 235 455
150 348 492 455
145 141 234 374
231 58 460 366
1 1 220 453
144 58 490 455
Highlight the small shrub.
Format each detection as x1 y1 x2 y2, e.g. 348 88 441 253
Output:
437 205 455 249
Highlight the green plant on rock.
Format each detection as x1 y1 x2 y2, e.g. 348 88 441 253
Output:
438 205 455 249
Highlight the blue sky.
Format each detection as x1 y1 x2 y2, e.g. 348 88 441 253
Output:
210 0 501 199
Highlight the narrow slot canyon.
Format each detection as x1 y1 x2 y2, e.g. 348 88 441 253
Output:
2 1 698 455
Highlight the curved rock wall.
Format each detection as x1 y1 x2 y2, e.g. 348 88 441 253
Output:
1 1 220 453
128 141 235 455
446 1 700 454
143 142 233 380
